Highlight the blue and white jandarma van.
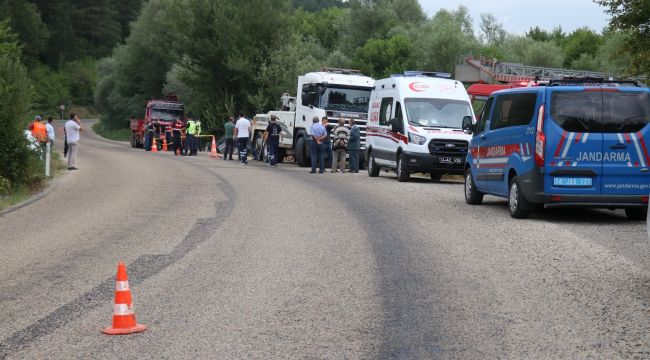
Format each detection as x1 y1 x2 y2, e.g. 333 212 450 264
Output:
462 78 650 219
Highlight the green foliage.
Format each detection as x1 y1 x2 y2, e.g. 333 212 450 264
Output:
562 27 603 67
499 36 565 68
598 0 650 76
92 121 131 141
354 35 415 78
0 0 49 65
292 0 347 11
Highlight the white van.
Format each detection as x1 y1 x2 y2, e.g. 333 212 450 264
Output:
366 71 475 181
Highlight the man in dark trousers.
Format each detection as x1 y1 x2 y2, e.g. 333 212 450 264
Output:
173 119 184 155
223 117 235 160
348 118 361 173
264 115 282 167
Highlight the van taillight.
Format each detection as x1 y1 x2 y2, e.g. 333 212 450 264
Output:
535 104 545 167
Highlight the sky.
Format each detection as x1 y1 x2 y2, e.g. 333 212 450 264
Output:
418 0 611 35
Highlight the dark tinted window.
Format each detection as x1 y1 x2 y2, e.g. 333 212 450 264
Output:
602 91 650 133
490 93 537 130
379 97 393 126
550 91 599 132
551 90 650 133
395 102 403 122
476 97 493 133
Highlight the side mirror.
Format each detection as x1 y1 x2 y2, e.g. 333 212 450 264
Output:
390 118 403 134
462 116 474 134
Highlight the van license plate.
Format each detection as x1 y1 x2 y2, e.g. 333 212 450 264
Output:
440 157 461 164
553 177 592 187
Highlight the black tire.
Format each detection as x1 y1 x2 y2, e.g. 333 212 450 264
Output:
277 149 285 163
367 151 380 177
508 176 531 219
464 170 483 205
295 136 308 167
625 207 647 221
253 132 264 161
396 152 410 182
430 172 442 182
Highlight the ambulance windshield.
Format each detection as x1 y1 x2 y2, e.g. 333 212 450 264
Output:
405 98 472 128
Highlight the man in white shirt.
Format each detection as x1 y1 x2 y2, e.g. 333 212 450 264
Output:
45 117 55 146
64 114 82 170
233 112 251 165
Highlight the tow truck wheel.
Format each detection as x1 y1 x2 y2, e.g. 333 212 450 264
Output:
368 152 380 177
508 177 531 219
625 207 647 221
396 152 410 182
295 136 308 167
254 132 264 161
464 170 483 205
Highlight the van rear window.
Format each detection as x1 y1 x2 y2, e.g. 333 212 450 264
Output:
550 91 650 133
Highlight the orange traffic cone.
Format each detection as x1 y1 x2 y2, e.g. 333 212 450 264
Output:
162 137 168 152
210 136 218 158
102 262 147 335
151 138 158 153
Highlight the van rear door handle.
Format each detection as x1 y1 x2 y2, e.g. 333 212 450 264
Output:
610 143 627 150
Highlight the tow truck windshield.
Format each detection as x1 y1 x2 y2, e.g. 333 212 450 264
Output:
319 86 371 113
151 108 184 121
405 98 472 128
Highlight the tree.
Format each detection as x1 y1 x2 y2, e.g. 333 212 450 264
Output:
0 0 49 65
562 27 602 67
479 13 506 46
353 34 415 78
597 0 650 76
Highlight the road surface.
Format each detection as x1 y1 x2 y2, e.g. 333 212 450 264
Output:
1 125 649 359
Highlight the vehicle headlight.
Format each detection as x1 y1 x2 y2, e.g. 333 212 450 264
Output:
409 132 427 145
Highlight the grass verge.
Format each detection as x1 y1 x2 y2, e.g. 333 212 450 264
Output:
92 122 131 142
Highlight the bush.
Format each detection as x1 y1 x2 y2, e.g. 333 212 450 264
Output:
0 176 10 195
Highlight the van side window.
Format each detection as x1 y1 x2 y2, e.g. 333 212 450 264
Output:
379 97 393 126
491 93 537 130
476 97 493 133
395 102 403 122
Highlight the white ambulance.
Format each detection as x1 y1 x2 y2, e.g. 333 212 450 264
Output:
366 71 475 181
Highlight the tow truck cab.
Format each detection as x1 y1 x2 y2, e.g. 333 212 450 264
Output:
463 78 650 219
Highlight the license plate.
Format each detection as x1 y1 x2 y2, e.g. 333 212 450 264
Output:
439 157 461 164
553 177 592 187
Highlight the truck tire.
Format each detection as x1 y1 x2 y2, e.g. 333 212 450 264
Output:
464 170 483 205
625 207 647 221
367 151 380 177
254 132 264 161
295 136 308 167
278 149 285 163
396 152 410 182
508 176 531 219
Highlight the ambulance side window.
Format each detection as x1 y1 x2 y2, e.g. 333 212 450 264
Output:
379 97 393 126
476 97 494 134
395 102 403 122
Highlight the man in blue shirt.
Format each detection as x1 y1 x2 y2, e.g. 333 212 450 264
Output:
348 118 361 173
309 116 327 174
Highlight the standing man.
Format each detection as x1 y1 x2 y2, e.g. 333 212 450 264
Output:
264 115 282 167
193 118 202 155
321 117 333 168
29 115 47 145
310 116 327 174
173 119 184 155
223 117 235 160
64 114 82 170
331 118 349 173
144 121 155 151
234 112 251 165
348 118 361 173
45 117 55 147
184 115 196 156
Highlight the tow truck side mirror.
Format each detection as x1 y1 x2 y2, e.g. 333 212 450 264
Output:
462 116 474 134
390 118 403 134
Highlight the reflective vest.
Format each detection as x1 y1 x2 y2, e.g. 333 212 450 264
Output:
187 120 196 135
32 122 47 142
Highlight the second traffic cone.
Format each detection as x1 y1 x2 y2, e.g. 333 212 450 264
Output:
162 137 168 152
151 138 158 153
210 136 218 158
102 262 147 335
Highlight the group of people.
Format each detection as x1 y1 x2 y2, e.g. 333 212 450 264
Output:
28 113 82 170
143 116 202 156
222 112 257 165
308 116 361 174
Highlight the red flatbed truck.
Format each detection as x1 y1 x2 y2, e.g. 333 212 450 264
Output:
130 95 185 148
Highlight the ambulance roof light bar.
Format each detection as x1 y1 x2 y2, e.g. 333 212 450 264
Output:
392 71 452 79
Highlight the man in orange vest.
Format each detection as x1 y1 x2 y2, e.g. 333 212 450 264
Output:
28 115 47 144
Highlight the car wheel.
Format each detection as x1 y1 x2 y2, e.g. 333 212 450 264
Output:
295 136 307 167
368 152 380 177
464 170 484 205
625 207 647 221
396 152 410 182
508 177 531 219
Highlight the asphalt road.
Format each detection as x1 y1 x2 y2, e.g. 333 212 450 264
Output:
1 125 649 359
